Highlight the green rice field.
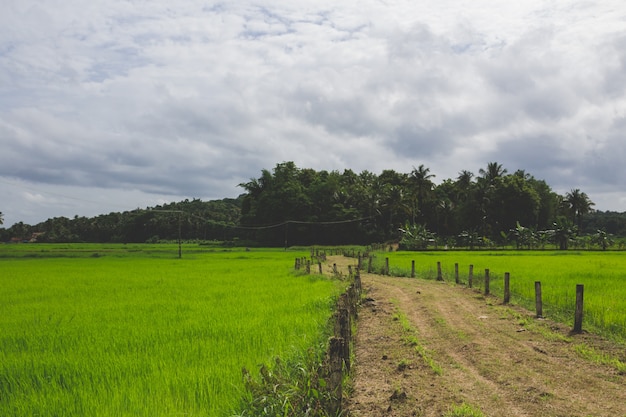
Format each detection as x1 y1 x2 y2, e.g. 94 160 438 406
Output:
0 244 344 416
372 250 626 341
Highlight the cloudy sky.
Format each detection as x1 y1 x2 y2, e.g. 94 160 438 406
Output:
1 0 626 227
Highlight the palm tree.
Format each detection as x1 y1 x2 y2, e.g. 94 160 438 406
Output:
479 162 507 185
456 170 474 188
409 164 435 223
564 189 595 229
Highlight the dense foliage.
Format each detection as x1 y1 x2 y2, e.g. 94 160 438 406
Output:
0 198 242 243
238 161 614 247
2 161 626 246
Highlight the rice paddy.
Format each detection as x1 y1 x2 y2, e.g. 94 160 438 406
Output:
0 246 344 416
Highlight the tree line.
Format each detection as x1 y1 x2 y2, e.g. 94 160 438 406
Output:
2 161 626 247
237 161 622 248
0 198 242 244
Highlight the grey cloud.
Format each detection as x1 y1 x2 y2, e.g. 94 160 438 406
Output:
2 0 626 227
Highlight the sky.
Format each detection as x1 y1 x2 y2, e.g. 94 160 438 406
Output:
1 0 626 227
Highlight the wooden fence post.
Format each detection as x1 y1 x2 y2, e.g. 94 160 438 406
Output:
504 272 510 304
469 264 474 288
306 260 311 274
484 269 490 295
318 261 322 274
333 263 337 275
338 308 351 370
354 270 362 296
437 262 443 281
455 263 459 284
368 256 373 273
573 284 584 333
328 337 343 415
385 257 389 275
535 281 543 318
411 260 415 278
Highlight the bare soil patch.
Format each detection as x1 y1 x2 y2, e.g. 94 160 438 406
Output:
329 256 626 417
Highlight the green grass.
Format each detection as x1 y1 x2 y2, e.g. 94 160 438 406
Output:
0 246 344 416
372 251 626 342
444 402 485 417
391 300 442 376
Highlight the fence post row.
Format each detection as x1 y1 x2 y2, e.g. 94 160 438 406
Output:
326 257 365 415
380 258 586 335
328 337 343 415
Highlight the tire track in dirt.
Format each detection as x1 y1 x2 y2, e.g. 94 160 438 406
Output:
330 256 626 417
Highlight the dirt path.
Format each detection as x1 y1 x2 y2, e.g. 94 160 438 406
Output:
328 256 626 417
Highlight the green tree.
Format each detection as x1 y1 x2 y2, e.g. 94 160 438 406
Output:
551 217 577 250
564 189 595 229
592 229 614 251
0 211 3 226
479 162 507 185
408 164 436 224
398 222 434 250
489 174 541 234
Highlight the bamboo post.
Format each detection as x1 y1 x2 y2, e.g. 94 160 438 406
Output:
385 257 389 275
318 262 322 274
573 284 584 333
484 269 490 295
368 256 373 273
437 262 443 281
333 263 337 275
295 258 300 270
535 281 543 318
469 264 474 288
411 260 415 278
455 263 459 284
348 265 353 278
328 337 343 415
306 260 311 274
504 272 510 304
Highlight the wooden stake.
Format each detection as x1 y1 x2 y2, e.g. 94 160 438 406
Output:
573 284 584 333
484 269 490 295
535 281 543 318
504 272 510 304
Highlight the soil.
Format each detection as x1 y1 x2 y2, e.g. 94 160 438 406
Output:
327 256 626 417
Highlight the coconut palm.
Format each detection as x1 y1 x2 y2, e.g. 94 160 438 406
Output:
564 189 595 229
409 164 435 223
479 162 507 185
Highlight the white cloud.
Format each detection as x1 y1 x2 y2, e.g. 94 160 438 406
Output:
2 0 626 226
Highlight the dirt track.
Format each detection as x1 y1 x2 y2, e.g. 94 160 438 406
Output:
329 256 626 417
